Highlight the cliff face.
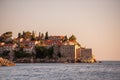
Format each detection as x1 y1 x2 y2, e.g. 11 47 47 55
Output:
0 57 15 66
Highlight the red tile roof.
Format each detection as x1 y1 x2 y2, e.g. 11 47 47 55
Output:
44 40 62 46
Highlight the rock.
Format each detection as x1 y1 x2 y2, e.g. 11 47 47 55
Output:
0 57 15 66
79 57 97 63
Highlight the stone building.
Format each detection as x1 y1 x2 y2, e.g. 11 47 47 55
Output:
80 48 96 63
80 48 92 59
53 41 80 62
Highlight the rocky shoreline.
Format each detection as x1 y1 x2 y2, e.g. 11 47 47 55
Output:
0 57 15 66
13 57 97 63
0 56 97 67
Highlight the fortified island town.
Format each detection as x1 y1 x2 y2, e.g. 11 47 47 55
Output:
0 31 96 66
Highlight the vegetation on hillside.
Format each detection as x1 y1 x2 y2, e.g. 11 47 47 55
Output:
35 46 54 59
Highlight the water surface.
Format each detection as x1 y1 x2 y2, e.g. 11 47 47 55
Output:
0 62 120 80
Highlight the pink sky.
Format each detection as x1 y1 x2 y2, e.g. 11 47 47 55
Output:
0 0 120 60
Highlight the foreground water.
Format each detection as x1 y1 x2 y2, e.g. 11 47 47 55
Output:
0 61 120 80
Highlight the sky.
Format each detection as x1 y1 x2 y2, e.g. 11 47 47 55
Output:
0 0 120 61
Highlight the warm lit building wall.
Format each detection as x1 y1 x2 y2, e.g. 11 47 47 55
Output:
75 47 80 61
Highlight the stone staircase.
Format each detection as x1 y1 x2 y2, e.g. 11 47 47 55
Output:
0 57 15 66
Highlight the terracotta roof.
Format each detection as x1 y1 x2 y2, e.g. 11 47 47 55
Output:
49 36 65 39
45 40 62 46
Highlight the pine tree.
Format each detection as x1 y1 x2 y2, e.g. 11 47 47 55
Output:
45 32 48 40
39 32 41 37
31 31 36 40
22 31 25 38
18 33 21 38
41 33 44 39
63 35 68 42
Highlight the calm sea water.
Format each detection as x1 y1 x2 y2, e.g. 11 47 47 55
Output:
0 61 120 80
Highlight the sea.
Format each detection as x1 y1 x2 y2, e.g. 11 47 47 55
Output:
0 61 120 80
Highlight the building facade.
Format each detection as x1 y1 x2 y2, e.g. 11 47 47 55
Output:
79 48 95 63
80 48 92 59
53 41 80 62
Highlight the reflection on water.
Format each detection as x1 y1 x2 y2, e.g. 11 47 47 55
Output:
0 62 120 80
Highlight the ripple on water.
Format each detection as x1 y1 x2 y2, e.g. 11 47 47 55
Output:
0 62 120 80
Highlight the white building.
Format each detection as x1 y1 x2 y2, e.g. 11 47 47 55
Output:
79 48 96 63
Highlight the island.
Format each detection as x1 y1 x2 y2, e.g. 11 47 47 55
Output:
0 31 96 64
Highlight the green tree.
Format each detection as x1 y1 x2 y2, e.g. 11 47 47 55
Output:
25 31 31 38
23 31 25 35
14 51 31 58
18 33 22 38
22 31 31 39
1 32 13 43
41 33 44 39
0 51 10 57
63 35 68 42
45 32 48 40
2 31 12 39
5 32 12 37
69 35 76 41
35 46 54 59
47 47 54 58
0 37 4 42
35 46 47 58
31 31 36 40
39 32 41 37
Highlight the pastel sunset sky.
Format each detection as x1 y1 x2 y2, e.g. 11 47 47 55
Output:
0 0 120 60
